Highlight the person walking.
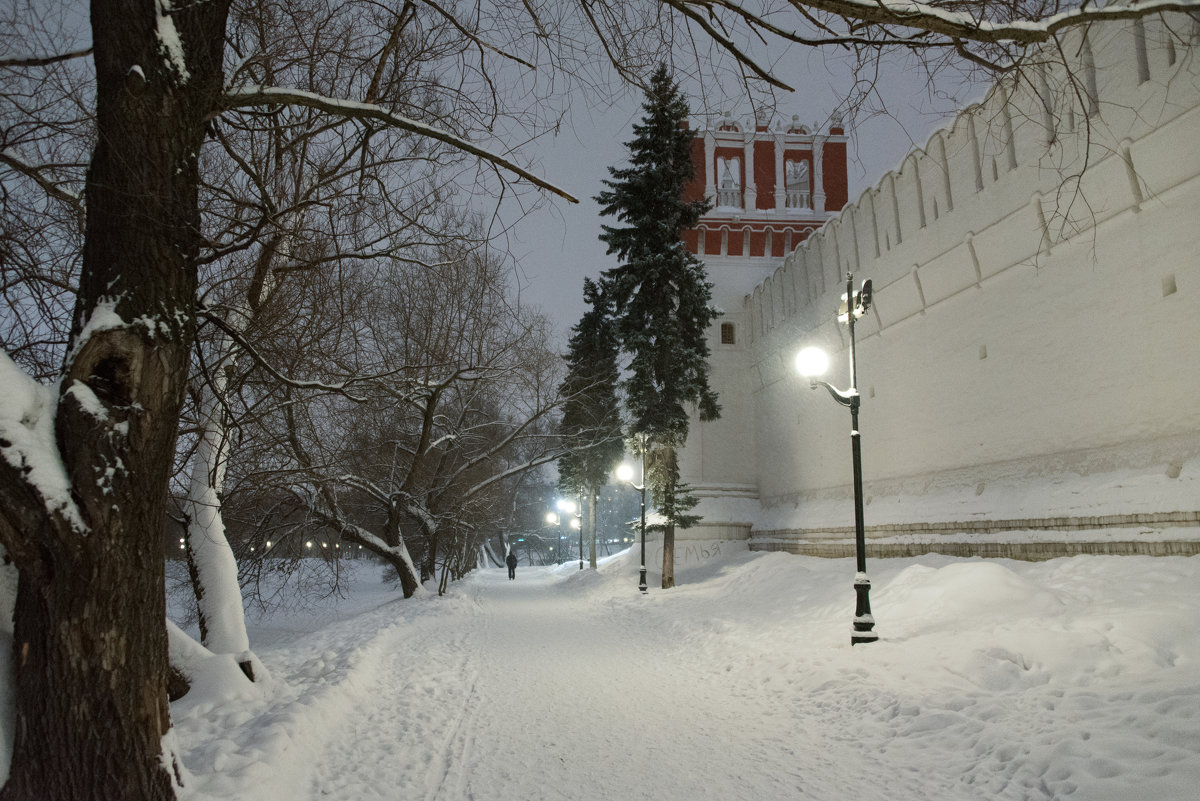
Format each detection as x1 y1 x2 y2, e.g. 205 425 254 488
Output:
506 548 518 580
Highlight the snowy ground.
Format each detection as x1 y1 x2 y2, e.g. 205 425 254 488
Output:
167 545 1200 801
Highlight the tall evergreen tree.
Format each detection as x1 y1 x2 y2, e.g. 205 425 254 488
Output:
557 278 625 568
595 63 720 588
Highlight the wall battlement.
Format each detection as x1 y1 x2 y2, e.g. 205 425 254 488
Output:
747 15 1200 351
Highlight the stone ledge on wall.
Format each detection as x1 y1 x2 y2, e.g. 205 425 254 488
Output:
750 538 1200 561
758 510 1200 537
752 510 1200 560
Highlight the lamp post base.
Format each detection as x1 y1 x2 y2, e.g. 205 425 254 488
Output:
851 573 878 645
851 629 879 645
638 566 648 594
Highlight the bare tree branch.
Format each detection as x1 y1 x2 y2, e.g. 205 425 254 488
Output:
728 0 1200 47
0 148 83 210
0 46 93 68
215 86 579 203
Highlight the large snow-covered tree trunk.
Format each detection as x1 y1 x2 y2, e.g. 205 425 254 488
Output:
183 347 253 675
385 498 424 597
0 1 230 798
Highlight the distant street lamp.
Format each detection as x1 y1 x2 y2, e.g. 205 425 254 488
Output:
544 511 564 564
557 498 583 570
616 442 648 593
795 272 879 646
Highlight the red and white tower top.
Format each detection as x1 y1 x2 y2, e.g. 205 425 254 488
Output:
682 112 848 260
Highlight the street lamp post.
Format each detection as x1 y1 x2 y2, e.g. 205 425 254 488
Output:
545 512 562 564
576 507 584 571
795 272 879 646
616 439 648 593
556 498 583 570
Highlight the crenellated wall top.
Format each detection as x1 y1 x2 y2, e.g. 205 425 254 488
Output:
742 14 1200 357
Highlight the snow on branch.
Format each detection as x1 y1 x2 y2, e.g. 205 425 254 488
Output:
730 0 1200 45
215 86 579 203
0 148 83 209
0 46 93 68
156 0 190 82
335 474 391 504
303 497 425 582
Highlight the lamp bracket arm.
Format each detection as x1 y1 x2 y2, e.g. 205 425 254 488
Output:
811 380 857 408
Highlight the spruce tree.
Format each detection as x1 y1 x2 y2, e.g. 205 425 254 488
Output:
557 278 625 568
595 63 720 588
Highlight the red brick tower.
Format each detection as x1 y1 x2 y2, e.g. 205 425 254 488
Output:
682 112 848 260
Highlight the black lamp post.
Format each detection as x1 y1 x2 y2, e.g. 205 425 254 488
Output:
557 497 583 570
577 495 584 571
795 272 879 645
617 439 648 593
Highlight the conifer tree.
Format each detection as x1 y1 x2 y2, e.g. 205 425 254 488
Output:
595 63 720 588
557 278 625 568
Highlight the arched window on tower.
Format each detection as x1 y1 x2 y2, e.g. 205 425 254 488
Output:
716 157 742 208
785 160 811 209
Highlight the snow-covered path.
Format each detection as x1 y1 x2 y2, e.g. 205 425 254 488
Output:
307 567 835 801
173 547 1200 801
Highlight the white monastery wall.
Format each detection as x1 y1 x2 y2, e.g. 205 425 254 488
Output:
675 256 766 537
689 15 1200 551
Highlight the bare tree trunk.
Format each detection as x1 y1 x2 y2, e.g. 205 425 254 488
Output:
423 529 439 583
588 489 598 569
662 522 676 589
0 2 230 798
384 500 422 597
661 445 678 589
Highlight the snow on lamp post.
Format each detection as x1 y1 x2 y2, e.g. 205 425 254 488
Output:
795 272 879 646
616 452 648 593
